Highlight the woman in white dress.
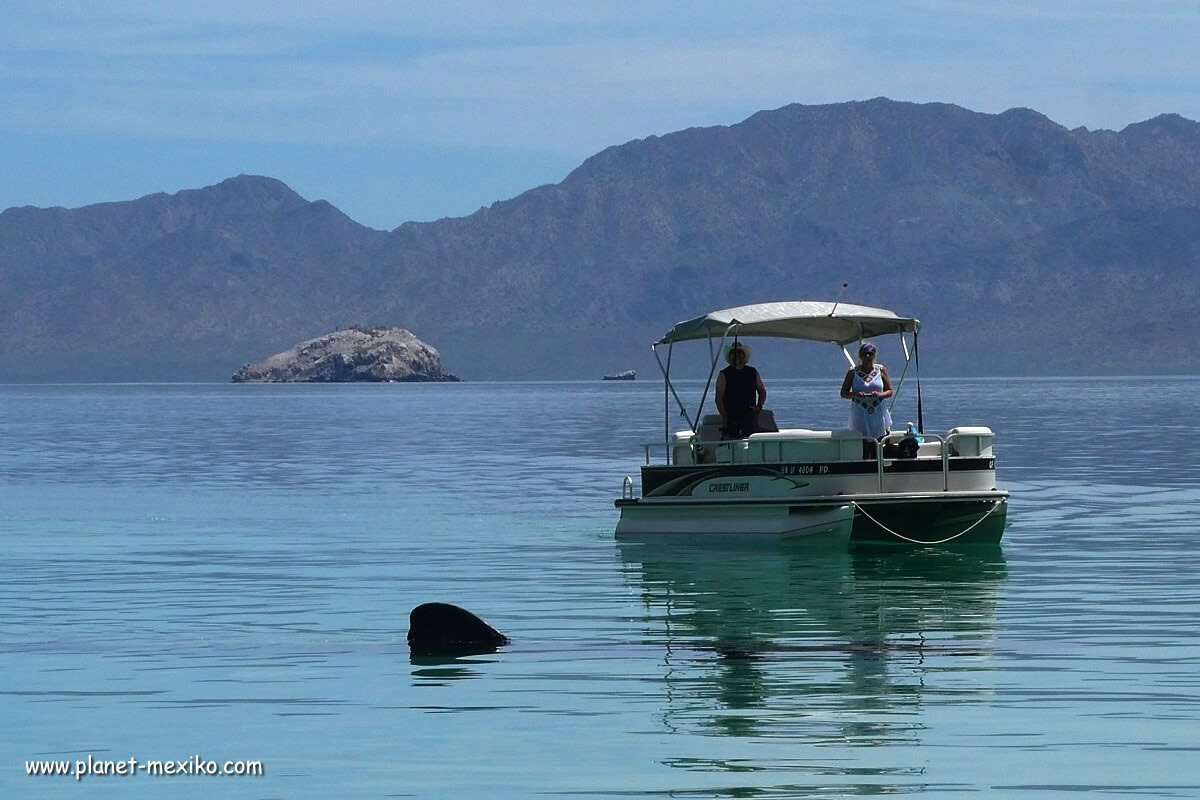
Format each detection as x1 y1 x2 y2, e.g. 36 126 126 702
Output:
840 341 893 440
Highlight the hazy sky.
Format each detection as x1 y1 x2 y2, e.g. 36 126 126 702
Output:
2 1 1197 230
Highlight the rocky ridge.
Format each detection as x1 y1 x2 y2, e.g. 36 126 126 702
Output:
232 327 459 383
4 98 1200 379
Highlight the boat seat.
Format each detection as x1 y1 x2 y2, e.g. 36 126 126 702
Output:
745 428 869 462
677 416 720 464
946 426 994 457
698 415 723 443
686 410 778 464
917 441 942 457
673 432 739 465
757 409 779 433
697 410 779 437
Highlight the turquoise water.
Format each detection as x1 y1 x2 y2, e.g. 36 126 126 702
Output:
1 379 1198 798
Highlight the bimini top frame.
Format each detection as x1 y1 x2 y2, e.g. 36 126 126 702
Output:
655 301 919 346
650 300 924 448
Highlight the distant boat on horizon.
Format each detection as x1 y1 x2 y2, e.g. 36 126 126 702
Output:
603 369 636 381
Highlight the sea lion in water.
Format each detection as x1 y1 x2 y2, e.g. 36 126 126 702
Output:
408 602 510 656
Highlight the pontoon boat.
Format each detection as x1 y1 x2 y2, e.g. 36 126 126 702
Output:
614 301 1008 545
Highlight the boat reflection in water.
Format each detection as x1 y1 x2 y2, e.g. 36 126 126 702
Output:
617 538 1007 746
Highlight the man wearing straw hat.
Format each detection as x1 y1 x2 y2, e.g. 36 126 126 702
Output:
715 340 767 439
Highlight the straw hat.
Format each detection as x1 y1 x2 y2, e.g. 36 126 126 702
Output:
724 342 752 364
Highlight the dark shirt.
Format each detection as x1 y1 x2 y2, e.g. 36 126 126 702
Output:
720 365 759 413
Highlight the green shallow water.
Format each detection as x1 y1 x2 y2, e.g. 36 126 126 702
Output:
1 379 1198 798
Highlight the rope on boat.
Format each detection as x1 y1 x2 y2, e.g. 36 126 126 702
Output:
851 499 1004 545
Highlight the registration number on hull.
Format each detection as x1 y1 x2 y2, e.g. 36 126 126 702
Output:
781 464 831 475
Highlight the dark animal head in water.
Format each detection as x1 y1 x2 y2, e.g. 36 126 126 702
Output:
408 602 510 657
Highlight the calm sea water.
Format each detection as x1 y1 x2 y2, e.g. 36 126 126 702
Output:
1 378 1198 799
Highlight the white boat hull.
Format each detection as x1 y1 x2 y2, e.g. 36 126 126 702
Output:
615 501 854 541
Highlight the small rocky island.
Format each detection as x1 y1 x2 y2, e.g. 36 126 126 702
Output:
232 327 460 383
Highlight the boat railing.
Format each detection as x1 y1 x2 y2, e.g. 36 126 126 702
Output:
881 431 951 492
644 431 962 491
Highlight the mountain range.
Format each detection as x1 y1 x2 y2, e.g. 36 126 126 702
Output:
2 97 1198 381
